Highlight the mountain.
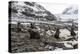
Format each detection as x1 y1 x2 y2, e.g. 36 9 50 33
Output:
62 6 78 15
9 1 56 24
55 6 78 22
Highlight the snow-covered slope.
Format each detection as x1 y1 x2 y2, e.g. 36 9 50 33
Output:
9 1 56 24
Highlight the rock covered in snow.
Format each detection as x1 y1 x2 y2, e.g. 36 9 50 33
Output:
59 28 72 40
46 30 55 37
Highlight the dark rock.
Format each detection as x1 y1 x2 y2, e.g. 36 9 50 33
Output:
73 44 78 49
